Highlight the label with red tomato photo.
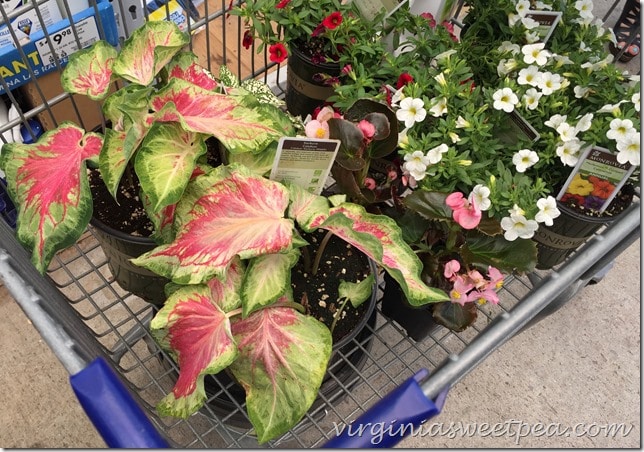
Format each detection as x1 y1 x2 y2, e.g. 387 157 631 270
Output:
557 146 635 213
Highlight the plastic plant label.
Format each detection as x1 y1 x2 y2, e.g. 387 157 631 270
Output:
495 110 540 146
353 0 404 21
524 11 562 44
557 146 635 213
269 137 340 195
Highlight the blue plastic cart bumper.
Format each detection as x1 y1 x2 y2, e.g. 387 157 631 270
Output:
322 369 448 448
70 357 170 448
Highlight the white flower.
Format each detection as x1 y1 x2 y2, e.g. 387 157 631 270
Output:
509 204 525 216
434 49 457 63
535 1 553 10
497 58 518 76
429 97 448 117
544 114 567 129
556 122 578 142
426 143 449 164
606 118 636 141
517 65 541 86
403 150 430 180
512 149 539 172
632 92 640 112
556 139 583 167
501 213 539 241
522 88 542 110
535 196 561 226
508 13 521 27
552 54 573 65
574 85 591 98
574 0 594 20
524 31 541 43
616 133 640 166
492 87 519 112
537 71 563 95
396 97 426 128
498 41 520 54
575 113 593 133
455 115 471 129
521 16 540 29
470 184 491 211
434 72 448 87
516 0 531 16
597 101 627 114
579 41 591 52
521 43 550 66
448 132 461 143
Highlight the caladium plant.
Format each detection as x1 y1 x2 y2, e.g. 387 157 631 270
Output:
0 20 298 273
133 163 449 443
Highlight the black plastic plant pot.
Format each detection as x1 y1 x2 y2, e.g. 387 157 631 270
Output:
380 272 441 342
285 45 340 118
89 216 169 307
532 203 619 270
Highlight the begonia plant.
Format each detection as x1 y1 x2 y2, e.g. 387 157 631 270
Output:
0 20 296 273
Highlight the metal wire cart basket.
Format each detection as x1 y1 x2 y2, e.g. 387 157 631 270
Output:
0 0 640 448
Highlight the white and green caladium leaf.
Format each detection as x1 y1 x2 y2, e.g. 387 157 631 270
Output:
338 274 375 309
150 78 282 154
135 122 207 212
229 306 332 443
132 164 294 284
286 182 330 232
166 51 218 91
208 256 245 313
316 203 450 306
151 284 238 419
60 40 117 100
240 249 300 318
0 123 102 273
112 20 189 87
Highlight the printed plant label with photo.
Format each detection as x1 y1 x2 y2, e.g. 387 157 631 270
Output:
557 147 635 213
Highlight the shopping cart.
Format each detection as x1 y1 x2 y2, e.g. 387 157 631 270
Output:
0 0 640 448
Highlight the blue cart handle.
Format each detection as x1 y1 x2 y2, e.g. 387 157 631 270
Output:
70 357 170 448
322 369 448 448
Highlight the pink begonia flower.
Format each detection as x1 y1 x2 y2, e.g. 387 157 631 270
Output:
315 106 339 122
446 192 482 229
363 177 376 190
467 269 486 289
444 259 461 279
305 119 330 139
471 287 500 305
387 170 398 181
358 120 376 140
449 275 475 306
487 266 504 290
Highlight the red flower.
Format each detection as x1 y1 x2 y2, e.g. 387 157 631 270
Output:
311 23 326 37
322 12 343 30
268 43 288 63
276 0 291 8
420 12 436 28
242 30 253 49
396 72 414 89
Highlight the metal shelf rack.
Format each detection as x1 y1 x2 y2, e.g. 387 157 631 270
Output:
0 0 640 448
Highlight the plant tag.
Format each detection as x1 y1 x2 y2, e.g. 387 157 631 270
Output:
270 137 340 195
557 146 635 213
353 0 402 21
495 110 540 146
524 10 562 44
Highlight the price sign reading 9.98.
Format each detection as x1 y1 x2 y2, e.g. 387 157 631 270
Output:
35 16 101 66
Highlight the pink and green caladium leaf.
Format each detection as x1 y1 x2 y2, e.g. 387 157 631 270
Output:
150 284 238 418
240 249 300 318
229 306 332 443
150 78 282 154
60 40 117 100
286 182 330 232
0 123 103 273
318 203 449 306
166 51 218 91
112 20 189 87
132 164 294 285
135 122 207 212
338 274 375 309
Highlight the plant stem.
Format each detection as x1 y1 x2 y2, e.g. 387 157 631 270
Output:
312 230 334 276
330 297 349 334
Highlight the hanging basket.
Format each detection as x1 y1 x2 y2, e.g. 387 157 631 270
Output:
285 45 340 118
